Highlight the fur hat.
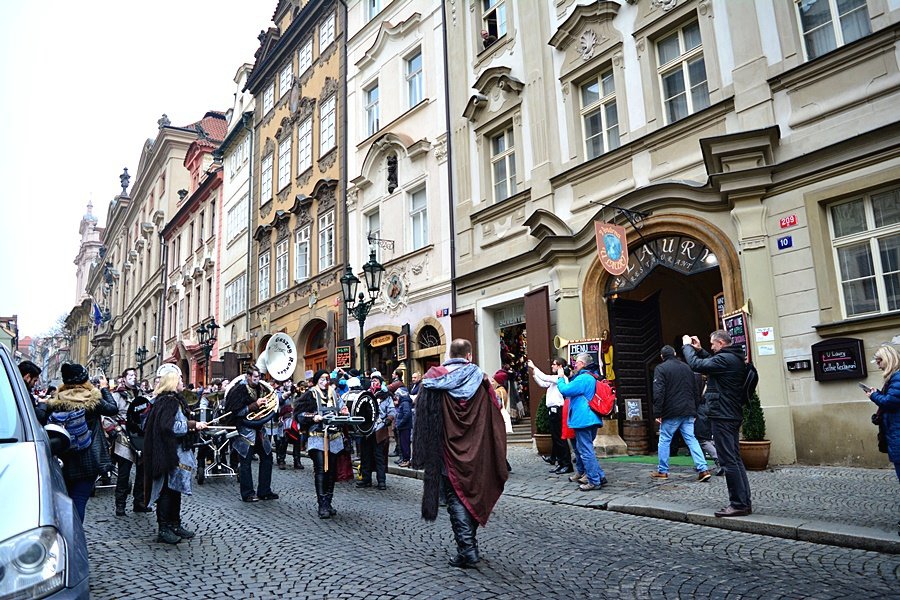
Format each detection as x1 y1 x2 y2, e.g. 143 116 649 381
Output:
61 362 89 385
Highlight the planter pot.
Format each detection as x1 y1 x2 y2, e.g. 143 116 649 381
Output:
533 433 552 455
739 440 771 471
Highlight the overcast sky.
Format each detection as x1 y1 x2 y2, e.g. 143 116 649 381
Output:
0 1 275 339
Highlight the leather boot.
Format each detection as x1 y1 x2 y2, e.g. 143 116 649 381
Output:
156 523 181 544
115 501 126 517
446 487 480 568
315 472 330 519
324 474 337 516
172 522 195 539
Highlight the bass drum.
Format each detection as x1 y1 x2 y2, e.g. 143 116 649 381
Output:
345 389 378 437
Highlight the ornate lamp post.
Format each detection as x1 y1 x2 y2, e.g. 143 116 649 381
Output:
196 318 219 386
135 346 150 380
340 248 385 374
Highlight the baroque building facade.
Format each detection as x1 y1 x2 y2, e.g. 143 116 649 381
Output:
66 203 104 367
246 0 346 376
344 0 454 377
446 0 900 466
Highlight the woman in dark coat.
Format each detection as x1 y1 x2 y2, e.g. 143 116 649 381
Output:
143 367 208 544
45 363 118 522
867 344 900 483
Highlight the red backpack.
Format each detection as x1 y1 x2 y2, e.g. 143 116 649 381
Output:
588 377 616 418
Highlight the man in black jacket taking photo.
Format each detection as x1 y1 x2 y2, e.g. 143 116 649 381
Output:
651 345 711 482
683 330 751 517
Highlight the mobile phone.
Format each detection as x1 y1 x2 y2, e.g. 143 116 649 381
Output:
858 383 872 393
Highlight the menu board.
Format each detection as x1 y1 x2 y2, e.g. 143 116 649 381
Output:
722 311 750 361
811 338 867 382
714 292 726 322
335 345 352 369
567 339 601 374
396 334 409 361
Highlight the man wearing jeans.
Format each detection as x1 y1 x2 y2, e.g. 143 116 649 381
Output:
650 346 711 482
556 353 607 491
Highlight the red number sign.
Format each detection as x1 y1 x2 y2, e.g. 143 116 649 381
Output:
779 214 798 229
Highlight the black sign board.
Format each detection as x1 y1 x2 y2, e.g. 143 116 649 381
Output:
567 339 601 375
811 337 867 382
714 292 726 322
721 311 750 361
397 334 408 361
335 345 352 369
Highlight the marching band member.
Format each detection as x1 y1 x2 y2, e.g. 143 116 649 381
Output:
143 365 208 544
113 367 152 516
296 369 348 519
224 367 279 503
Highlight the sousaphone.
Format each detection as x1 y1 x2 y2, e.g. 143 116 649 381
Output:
224 333 298 426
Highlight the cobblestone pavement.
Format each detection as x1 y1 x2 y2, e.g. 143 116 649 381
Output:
85 451 898 599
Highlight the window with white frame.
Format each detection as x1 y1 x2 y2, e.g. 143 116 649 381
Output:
320 95 336 154
406 50 423 108
263 83 275 114
279 62 293 97
796 0 870 60
490 127 516 203
318 211 335 270
483 0 507 40
410 187 428 250
367 0 381 20
275 238 289 294
298 117 312 173
227 195 248 242
580 68 620 160
656 21 709 124
320 13 336 50
828 186 900 318
258 250 271 302
278 137 292 190
229 135 249 179
295 226 310 282
366 209 381 261
299 39 313 73
261 153 273 205
365 83 379 136
224 272 247 321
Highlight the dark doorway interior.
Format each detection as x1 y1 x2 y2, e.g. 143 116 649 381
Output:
608 266 722 452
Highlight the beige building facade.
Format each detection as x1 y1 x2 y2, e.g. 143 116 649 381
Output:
345 0 454 377
447 0 900 466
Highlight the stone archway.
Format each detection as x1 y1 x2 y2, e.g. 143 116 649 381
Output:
582 214 743 339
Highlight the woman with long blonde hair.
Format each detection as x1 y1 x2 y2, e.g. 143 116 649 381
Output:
143 366 208 543
866 345 900 483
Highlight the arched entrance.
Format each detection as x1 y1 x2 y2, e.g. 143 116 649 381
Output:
584 216 743 454
304 320 328 376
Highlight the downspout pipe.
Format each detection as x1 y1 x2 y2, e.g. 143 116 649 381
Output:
338 0 350 340
243 112 254 346
157 231 167 370
440 1 457 314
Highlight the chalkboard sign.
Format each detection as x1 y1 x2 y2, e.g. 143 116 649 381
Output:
713 292 725 322
811 337 867 382
721 311 750 361
335 345 352 369
396 334 408 361
567 338 602 376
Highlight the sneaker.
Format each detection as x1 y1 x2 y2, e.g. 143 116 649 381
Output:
697 470 712 482
579 482 601 491
568 473 585 483
172 524 195 539
398 460 410 468
650 471 669 479
356 481 372 488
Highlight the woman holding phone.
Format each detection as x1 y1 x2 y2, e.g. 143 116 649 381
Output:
866 345 900 483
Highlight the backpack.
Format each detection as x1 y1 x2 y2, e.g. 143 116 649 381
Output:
49 408 92 451
743 362 759 404
588 377 617 418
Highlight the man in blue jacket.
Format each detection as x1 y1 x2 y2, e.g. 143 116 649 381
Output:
556 353 607 491
683 331 751 517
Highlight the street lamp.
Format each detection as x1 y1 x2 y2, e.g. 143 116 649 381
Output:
340 248 384 374
196 318 219 386
135 346 149 380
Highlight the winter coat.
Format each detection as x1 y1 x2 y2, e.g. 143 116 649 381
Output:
557 363 603 429
683 343 746 421
870 372 900 464
46 383 118 482
395 392 413 430
652 356 701 420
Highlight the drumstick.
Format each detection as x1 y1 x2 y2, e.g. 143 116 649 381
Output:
206 411 232 425
203 425 236 430
324 426 329 472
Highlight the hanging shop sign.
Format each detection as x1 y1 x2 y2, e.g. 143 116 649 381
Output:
397 334 409 361
496 303 525 328
369 334 394 348
605 235 718 296
811 338 866 382
595 221 628 276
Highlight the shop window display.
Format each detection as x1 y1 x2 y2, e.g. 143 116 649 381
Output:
499 324 529 418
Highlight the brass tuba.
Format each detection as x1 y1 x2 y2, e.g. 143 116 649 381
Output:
243 332 298 424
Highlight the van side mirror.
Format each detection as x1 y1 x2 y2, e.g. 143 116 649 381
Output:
45 424 72 456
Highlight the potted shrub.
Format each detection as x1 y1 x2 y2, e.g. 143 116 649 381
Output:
739 390 771 470
533 395 553 456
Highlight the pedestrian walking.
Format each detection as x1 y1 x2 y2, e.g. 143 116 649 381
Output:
46 363 118 522
413 339 508 569
650 345 711 481
529 358 572 473
142 367 209 544
556 353 607 491
682 331 751 517
866 344 900 483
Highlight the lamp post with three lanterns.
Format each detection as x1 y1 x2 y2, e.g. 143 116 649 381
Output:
340 248 385 374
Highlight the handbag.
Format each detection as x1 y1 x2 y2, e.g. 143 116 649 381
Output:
375 425 390 444
873 410 888 453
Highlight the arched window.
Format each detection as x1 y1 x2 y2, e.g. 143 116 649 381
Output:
417 325 440 349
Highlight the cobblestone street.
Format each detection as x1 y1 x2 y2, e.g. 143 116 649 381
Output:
85 449 898 599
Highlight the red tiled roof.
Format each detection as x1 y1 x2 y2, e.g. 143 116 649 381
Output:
180 111 228 143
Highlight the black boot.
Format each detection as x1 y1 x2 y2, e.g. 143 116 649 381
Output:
115 501 126 517
446 485 480 568
315 471 330 519
172 522 195 539
324 474 336 516
156 523 181 544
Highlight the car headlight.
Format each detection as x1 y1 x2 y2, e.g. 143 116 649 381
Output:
0 527 66 599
